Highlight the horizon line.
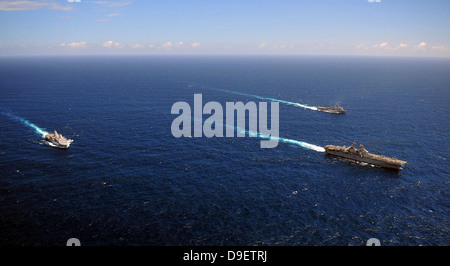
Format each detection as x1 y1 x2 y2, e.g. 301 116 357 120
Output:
1 54 449 60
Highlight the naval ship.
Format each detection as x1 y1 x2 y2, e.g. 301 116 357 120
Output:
324 142 407 170
317 104 346 114
44 130 73 149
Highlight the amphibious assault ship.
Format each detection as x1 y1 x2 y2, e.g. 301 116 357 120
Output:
44 130 73 149
317 104 346 114
324 142 407 170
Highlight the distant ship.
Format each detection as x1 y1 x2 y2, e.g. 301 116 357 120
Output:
44 130 73 149
324 142 407 170
317 104 346 114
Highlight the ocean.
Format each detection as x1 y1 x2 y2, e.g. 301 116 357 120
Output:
0 55 448 246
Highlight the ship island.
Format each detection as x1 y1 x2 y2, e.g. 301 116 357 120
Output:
324 142 407 170
44 130 73 149
317 104 346 114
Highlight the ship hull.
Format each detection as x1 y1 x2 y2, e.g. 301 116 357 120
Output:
317 109 346 114
317 107 346 114
44 132 73 149
325 149 404 170
44 140 71 149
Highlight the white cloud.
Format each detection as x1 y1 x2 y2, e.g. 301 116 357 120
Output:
379 42 388 48
372 41 389 49
160 41 186 49
160 41 173 48
353 41 450 55
130 43 144 49
102 40 122 48
191 42 201 48
271 44 288 49
68 41 87 48
416 42 427 49
90 1 132 8
356 43 369 50
60 41 87 48
357 42 413 51
431 45 450 52
97 13 123 22
258 43 267 48
0 0 73 11
355 42 415 52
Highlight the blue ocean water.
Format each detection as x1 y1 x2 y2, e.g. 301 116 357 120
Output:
0 56 448 246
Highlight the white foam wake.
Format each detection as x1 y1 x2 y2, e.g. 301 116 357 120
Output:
214 88 318 111
1 112 49 137
275 137 325 152
236 127 324 152
200 118 325 152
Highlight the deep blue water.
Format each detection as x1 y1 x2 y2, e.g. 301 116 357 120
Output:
0 56 448 246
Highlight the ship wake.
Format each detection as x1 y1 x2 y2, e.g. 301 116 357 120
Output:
213 88 318 111
275 137 325 152
231 123 324 152
199 118 325 152
1 112 49 137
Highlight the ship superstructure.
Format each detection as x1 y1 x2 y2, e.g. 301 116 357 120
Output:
44 130 73 149
317 104 346 114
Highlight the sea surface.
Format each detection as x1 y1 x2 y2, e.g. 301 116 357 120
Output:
0 55 448 246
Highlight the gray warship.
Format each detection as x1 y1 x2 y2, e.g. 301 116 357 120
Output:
325 142 407 170
44 130 73 149
317 104 346 114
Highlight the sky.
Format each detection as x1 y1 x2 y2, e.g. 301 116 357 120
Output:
0 0 450 57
